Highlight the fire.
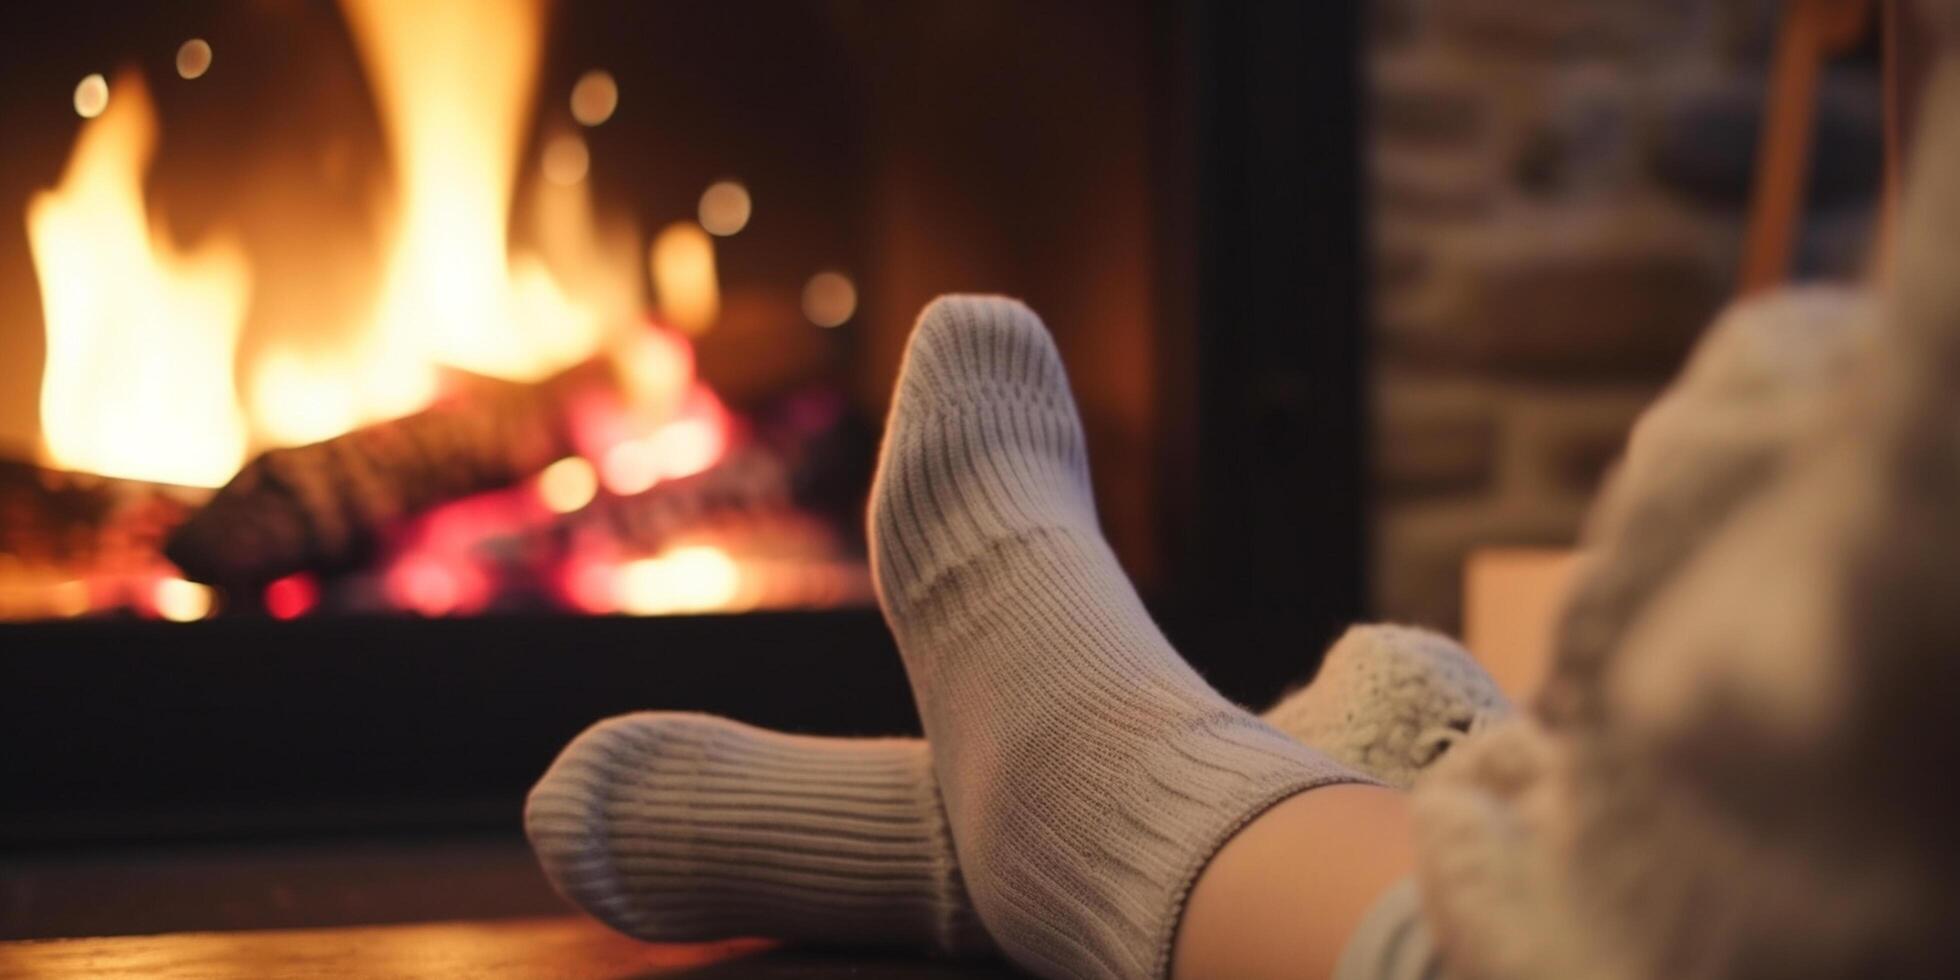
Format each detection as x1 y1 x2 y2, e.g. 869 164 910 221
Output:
31 0 670 482
26 73 251 487
342 0 607 388
14 3 786 623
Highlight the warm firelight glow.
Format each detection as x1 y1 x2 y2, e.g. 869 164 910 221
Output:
32 1 672 492
264 574 320 620
650 222 719 335
616 545 741 615
597 386 729 495
28 72 251 486
342 0 605 385
541 133 590 186
248 349 365 447
48 580 90 618
537 456 598 513
154 577 215 621
644 415 724 478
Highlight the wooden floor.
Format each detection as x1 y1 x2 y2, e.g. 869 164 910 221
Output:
0 917 1024 979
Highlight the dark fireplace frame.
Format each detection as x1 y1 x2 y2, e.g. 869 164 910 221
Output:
0 2 1365 849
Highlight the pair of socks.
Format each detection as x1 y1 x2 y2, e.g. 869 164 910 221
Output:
526 623 1507 956
528 297 1508 978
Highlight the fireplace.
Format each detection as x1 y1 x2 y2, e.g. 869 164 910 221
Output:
0 0 1364 908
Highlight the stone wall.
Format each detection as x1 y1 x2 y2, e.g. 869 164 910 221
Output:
1368 0 1881 629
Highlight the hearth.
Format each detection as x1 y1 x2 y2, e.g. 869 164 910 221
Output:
0 1 1365 852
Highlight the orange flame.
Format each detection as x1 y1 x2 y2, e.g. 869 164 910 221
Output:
26 73 250 486
341 0 607 387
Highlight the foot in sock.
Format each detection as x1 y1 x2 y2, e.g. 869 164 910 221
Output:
866 295 1371 979
525 623 1507 955
524 713 993 954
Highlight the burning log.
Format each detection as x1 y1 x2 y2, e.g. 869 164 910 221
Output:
164 360 615 587
0 458 201 621
585 390 874 555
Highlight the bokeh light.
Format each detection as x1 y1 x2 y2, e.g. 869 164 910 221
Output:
538 456 599 513
801 271 857 328
650 222 720 334
541 132 589 185
176 39 213 80
264 574 319 620
570 69 618 126
154 577 214 622
616 546 741 615
697 181 752 236
73 74 109 118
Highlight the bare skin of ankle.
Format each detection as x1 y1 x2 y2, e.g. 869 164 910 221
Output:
1171 785 1417 980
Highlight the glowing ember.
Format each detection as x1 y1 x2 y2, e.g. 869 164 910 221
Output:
6 5 863 625
263 574 320 620
596 386 730 495
154 577 215 621
48 580 90 618
28 72 251 486
537 456 599 513
616 545 741 615
644 415 726 480
386 556 490 618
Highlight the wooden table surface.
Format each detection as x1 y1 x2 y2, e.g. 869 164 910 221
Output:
0 916 1024 979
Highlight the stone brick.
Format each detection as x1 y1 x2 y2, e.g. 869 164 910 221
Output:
1373 146 1501 224
1430 0 1705 61
1648 69 1883 210
1375 238 1431 294
1363 0 1877 630
1369 0 1422 47
1373 373 1500 499
1501 385 1661 495
1511 81 1638 198
1380 204 1732 379
1375 81 1487 153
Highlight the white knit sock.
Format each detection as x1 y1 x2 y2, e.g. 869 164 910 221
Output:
525 624 1500 958
524 713 991 954
869 295 1367 980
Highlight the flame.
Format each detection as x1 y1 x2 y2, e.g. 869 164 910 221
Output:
33 2 670 489
342 0 608 387
650 221 720 334
27 72 251 487
243 0 645 453
18 5 771 621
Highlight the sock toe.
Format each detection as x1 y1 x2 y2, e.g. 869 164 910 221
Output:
526 712 988 953
525 712 665 939
900 295 1069 405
